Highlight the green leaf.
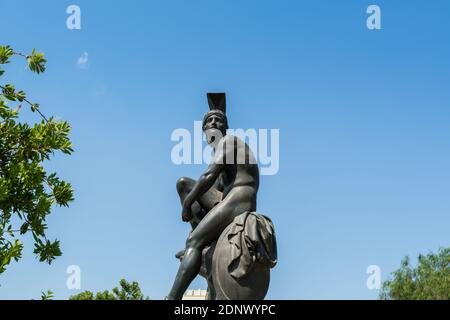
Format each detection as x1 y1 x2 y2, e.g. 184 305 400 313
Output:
16 90 26 102
0 45 13 64
20 222 29 234
2 84 17 101
27 49 47 74
31 103 39 112
41 290 54 300
33 239 62 264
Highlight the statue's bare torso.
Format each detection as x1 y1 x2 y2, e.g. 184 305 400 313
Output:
216 135 259 198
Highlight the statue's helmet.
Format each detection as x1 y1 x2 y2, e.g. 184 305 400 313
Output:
202 93 228 132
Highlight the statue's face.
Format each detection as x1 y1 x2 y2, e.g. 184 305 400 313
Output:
203 114 226 146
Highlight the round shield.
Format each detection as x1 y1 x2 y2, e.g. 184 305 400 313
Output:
211 222 270 300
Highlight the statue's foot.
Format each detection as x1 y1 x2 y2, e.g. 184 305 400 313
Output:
175 249 185 260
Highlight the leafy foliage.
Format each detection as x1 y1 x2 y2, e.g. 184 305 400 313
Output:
41 290 54 300
69 279 149 300
380 247 450 300
0 45 73 275
27 49 47 74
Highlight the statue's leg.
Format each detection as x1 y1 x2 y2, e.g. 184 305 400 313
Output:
174 177 223 260
176 177 222 229
176 177 202 229
167 188 254 300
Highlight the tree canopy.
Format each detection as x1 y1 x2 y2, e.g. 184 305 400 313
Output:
69 279 149 300
0 45 73 275
380 247 449 300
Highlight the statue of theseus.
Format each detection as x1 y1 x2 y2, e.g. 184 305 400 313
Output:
167 93 276 300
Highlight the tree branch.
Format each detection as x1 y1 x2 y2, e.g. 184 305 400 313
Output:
0 84 49 123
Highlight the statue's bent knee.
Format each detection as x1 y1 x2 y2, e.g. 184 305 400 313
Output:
176 177 192 194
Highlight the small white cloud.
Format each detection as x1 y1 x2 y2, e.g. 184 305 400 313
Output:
76 52 89 69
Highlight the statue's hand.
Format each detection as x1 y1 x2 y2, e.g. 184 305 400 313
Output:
181 203 193 222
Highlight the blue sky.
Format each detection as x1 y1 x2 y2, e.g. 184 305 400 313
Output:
1 0 449 299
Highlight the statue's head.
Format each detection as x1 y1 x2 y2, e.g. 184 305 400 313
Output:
203 93 228 146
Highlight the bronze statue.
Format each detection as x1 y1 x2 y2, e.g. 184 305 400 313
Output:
167 93 277 300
